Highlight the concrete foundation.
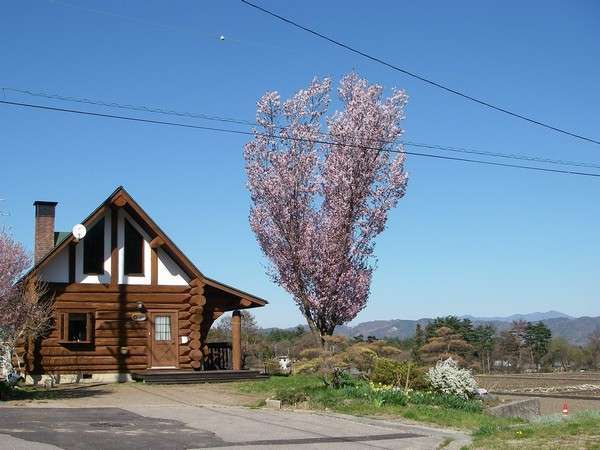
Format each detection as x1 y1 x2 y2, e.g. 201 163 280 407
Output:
488 398 541 421
25 373 133 386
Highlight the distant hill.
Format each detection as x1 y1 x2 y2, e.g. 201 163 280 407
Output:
324 312 598 345
461 311 572 322
268 312 599 345
334 319 432 340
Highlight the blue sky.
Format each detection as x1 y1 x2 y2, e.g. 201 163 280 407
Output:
1 0 599 328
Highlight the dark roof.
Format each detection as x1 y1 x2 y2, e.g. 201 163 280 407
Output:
54 231 70 246
33 201 58 207
25 186 268 307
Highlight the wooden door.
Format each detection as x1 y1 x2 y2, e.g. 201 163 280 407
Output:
149 311 178 368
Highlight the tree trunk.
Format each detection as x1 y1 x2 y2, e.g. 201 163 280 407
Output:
304 316 326 348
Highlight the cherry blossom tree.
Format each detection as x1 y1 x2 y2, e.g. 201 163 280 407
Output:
0 231 53 383
244 73 408 344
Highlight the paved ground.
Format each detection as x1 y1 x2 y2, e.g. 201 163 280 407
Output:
0 384 470 449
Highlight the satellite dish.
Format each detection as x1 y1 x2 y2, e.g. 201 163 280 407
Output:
72 224 87 241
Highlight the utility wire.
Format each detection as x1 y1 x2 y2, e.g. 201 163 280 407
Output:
3 87 255 127
2 99 599 178
4 86 600 170
240 0 600 146
401 140 600 170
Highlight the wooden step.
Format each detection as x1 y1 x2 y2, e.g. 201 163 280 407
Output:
131 369 269 384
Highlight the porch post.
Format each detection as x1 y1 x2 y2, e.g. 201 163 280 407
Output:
231 310 242 371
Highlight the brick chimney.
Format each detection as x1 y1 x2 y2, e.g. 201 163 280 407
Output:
33 201 58 264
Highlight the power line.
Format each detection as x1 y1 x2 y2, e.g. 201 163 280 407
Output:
3 87 256 127
5 86 600 170
401 140 600 170
240 0 600 146
2 99 599 178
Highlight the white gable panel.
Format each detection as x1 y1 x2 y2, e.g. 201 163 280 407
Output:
38 245 69 283
118 209 151 285
157 248 190 286
76 210 112 284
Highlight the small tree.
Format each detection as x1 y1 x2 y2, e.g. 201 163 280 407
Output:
425 316 475 341
472 324 496 373
544 337 577 370
411 323 425 363
524 321 552 369
0 231 53 383
420 326 473 367
244 73 408 345
494 329 521 372
508 320 531 371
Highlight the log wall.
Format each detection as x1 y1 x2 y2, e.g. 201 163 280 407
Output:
18 281 210 375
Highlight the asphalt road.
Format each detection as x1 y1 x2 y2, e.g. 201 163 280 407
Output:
0 383 471 449
0 405 469 449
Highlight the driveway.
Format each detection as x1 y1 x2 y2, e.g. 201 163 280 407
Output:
0 384 470 449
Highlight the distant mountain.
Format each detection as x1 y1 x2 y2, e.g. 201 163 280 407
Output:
461 311 572 322
268 313 599 345
334 319 432 340
330 313 598 345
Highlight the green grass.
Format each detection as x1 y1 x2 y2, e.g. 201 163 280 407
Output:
234 375 515 429
0 384 60 401
232 375 600 449
471 411 600 449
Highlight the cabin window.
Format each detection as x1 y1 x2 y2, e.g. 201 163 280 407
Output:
154 315 171 341
59 311 94 344
124 219 144 275
83 218 105 275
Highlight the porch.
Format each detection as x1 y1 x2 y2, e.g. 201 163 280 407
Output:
132 314 267 384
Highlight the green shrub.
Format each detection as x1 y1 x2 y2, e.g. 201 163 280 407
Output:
377 345 406 360
263 358 283 375
427 358 477 399
359 383 482 412
323 335 349 352
261 374 481 413
275 387 308 405
343 345 378 373
370 358 429 389
409 391 482 412
322 368 357 389
293 358 320 374
298 348 322 360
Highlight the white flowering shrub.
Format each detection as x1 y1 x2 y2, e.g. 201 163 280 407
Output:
426 358 477 399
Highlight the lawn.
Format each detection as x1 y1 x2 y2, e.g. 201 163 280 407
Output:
233 375 600 449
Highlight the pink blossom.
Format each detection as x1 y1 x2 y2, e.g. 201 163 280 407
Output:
0 231 53 379
244 73 408 342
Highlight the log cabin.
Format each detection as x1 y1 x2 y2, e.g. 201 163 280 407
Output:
20 186 267 384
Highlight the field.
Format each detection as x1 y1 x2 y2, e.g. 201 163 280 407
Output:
232 375 600 449
476 372 600 415
477 372 600 396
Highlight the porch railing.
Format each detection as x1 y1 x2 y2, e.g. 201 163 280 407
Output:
204 342 232 370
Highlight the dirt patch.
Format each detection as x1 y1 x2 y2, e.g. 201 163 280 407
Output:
1 382 264 409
